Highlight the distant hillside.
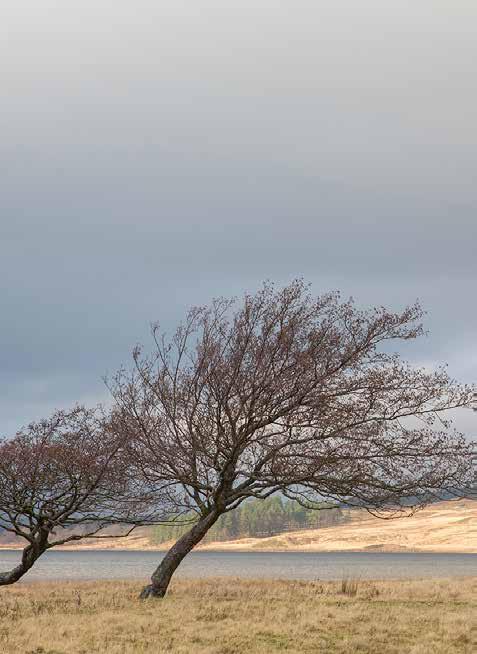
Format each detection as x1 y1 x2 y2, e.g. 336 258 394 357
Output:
1 499 475 553
199 499 477 553
0 497 346 548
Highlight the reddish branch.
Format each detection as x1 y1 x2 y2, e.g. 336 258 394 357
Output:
0 406 167 586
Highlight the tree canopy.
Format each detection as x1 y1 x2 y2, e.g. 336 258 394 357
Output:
0 406 164 585
109 280 474 598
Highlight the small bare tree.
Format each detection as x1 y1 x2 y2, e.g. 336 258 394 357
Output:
110 281 474 598
0 406 166 586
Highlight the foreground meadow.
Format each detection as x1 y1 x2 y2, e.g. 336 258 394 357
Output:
0 577 475 654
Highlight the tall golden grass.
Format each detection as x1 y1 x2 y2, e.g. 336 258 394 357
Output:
0 577 475 653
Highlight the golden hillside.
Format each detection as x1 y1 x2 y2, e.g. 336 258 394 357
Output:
200 499 477 553
1 499 475 553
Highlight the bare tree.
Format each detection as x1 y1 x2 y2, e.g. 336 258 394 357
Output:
110 280 474 599
0 406 167 586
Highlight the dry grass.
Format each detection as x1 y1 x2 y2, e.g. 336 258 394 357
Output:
0 577 475 653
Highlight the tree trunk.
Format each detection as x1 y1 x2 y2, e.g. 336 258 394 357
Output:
139 510 221 599
0 542 46 586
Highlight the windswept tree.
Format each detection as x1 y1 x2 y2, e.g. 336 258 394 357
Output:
110 281 474 598
0 406 168 586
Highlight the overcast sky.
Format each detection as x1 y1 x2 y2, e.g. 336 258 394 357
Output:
1 1 476 436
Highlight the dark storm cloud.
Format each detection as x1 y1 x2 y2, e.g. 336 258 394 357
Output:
1 2 476 435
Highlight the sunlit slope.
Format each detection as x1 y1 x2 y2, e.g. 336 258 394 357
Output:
1 499 475 553
200 499 476 553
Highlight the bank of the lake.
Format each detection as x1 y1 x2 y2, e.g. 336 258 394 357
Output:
1 577 475 654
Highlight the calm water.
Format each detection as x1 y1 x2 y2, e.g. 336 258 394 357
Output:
0 550 476 583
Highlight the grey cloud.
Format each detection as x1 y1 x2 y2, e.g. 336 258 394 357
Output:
1 1 476 434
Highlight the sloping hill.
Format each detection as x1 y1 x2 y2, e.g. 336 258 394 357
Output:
200 499 477 553
1 499 475 553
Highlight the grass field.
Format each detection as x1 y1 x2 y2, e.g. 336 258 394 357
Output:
0 577 475 653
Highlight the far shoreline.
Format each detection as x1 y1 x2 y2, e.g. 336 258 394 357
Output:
1 545 477 554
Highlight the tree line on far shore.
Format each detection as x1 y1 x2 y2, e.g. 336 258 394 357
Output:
152 497 347 544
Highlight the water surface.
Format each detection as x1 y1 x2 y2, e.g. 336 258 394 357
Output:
1 549 475 583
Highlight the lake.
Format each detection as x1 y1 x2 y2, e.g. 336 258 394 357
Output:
1 550 476 583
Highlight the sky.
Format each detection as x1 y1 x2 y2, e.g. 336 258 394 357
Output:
1 1 476 436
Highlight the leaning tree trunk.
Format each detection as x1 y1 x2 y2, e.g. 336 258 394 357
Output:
0 540 47 586
140 510 221 599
